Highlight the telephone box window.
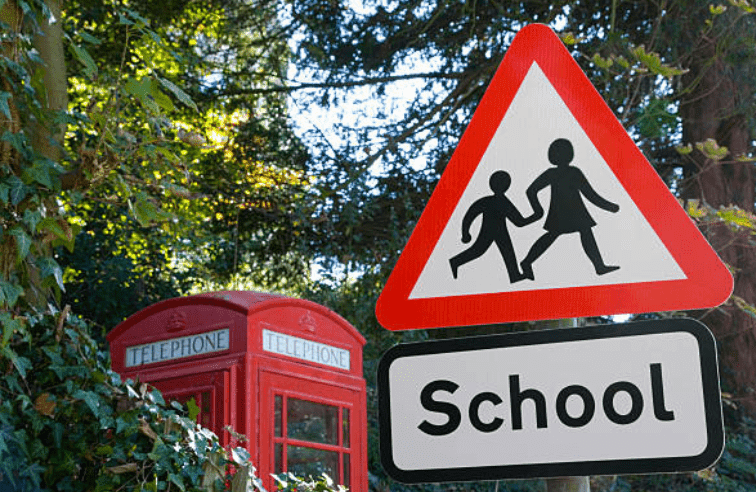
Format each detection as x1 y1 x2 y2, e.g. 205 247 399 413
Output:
343 453 350 486
342 408 350 448
274 443 283 474
288 446 339 479
274 395 283 438
288 398 338 445
201 390 212 428
274 394 351 487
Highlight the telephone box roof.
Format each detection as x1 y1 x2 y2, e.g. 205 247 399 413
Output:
107 290 366 346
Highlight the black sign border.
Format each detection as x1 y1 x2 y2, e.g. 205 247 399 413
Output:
378 318 724 483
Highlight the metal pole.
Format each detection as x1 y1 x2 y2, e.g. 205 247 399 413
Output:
544 318 590 492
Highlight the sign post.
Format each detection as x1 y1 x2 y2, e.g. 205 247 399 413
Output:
543 319 590 492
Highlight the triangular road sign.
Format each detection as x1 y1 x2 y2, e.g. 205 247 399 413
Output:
376 24 733 331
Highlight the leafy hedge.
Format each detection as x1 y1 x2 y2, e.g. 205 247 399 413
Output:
0 310 253 492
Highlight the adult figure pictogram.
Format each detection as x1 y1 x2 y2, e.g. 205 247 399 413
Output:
520 138 620 280
450 170 536 282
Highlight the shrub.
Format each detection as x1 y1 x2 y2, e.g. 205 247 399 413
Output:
0 310 251 492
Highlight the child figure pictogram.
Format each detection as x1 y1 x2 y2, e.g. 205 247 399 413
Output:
520 138 620 280
449 170 537 282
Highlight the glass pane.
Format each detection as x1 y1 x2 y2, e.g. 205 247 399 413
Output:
287 446 338 481
342 408 350 448
201 391 212 428
201 391 212 413
343 453 350 488
274 395 283 437
287 398 338 445
274 443 283 474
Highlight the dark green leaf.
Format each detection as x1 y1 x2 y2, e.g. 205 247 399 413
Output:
0 91 11 120
73 389 101 418
169 473 185 492
0 312 21 347
8 226 31 262
37 257 65 291
78 31 101 45
0 281 23 309
22 208 41 231
7 176 28 205
157 77 198 112
118 13 133 25
2 346 30 378
71 43 98 79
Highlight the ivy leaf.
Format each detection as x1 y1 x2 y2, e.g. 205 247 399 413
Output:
73 389 101 418
0 312 22 347
1 346 30 378
0 91 11 120
0 182 9 204
23 208 42 231
169 473 186 492
8 226 31 262
38 217 76 252
8 175 28 205
0 280 23 309
37 257 65 291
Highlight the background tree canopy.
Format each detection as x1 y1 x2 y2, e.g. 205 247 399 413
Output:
1 0 756 490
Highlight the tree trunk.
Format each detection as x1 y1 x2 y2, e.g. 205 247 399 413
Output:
32 0 67 164
678 32 756 414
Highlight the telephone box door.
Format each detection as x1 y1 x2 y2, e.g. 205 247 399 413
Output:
260 370 364 491
151 370 232 439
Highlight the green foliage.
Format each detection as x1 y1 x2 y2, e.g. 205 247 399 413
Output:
58 0 316 321
0 310 250 492
273 473 347 492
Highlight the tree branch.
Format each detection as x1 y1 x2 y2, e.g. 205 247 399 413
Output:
202 71 465 98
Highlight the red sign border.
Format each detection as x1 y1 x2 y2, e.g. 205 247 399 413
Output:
376 24 733 331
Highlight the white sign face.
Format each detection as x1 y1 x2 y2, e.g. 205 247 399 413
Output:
125 328 230 367
378 319 723 483
262 329 350 371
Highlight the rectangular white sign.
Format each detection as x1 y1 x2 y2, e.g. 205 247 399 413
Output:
262 329 350 370
378 319 723 483
125 328 230 367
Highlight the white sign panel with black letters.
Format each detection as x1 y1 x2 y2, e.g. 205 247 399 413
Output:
378 319 723 483
125 328 230 368
262 329 350 371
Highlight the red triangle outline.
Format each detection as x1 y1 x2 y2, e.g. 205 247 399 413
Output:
376 24 733 331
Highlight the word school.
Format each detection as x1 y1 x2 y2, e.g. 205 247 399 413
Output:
419 363 674 436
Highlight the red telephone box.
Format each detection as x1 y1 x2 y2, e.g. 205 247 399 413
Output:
107 291 367 491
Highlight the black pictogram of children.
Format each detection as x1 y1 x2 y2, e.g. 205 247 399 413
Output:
449 138 620 282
